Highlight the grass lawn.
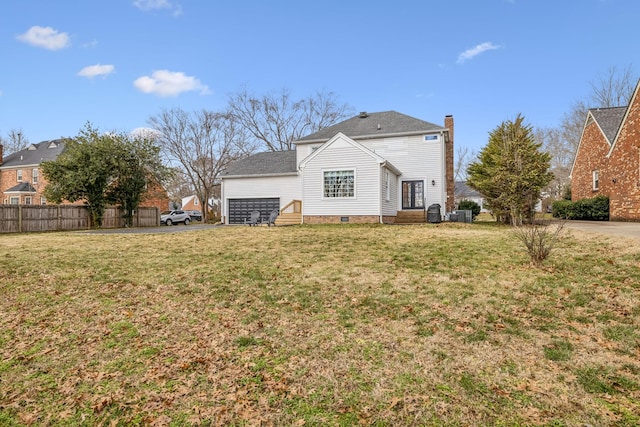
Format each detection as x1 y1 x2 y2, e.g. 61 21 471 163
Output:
1 223 639 426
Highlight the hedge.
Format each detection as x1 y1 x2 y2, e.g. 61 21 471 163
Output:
552 195 609 221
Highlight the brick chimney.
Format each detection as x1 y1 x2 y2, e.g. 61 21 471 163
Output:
444 115 454 213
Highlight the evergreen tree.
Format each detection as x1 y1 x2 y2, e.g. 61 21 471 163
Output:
467 114 553 225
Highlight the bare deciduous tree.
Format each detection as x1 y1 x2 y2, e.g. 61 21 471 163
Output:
1 129 29 156
560 65 636 157
536 126 573 200
226 87 352 151
148 108 254 222
589 65 636 108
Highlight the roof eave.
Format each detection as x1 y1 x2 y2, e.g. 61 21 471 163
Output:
295 129 446 145
0 163 42 169
222 172 299 179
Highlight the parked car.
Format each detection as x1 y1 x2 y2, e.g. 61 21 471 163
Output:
160 210 191 226
184 210 202 221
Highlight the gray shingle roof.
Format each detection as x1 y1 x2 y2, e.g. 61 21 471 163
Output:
455 181 482 198
5 182 37 193
223 150 297 177
590 107 626 143
1 139 66 168
296 111 446 143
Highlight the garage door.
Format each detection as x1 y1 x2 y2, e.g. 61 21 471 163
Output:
228 198 280 224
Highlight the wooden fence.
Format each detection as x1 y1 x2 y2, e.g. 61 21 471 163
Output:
0 205 159 234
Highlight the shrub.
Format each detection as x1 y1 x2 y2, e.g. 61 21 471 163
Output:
457 200 481 220
552 200 574 219
551 195 609 221
513 221 565 266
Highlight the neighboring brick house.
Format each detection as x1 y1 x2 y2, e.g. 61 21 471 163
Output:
0 140 169 211
0 140 64 205
570 79 640 221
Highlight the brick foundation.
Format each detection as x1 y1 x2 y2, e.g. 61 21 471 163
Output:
304 215 381 224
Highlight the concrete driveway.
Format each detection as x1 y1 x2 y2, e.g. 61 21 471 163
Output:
562 220 640 239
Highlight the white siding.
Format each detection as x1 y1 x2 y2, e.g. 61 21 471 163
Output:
363 134 446 208
381 168 399 216
222 175 301 220
303 143 381 216
296 143 322 165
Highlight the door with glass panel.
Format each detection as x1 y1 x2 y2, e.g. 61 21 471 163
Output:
402 180 424 209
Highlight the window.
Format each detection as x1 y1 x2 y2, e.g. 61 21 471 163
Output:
324 170 355 198
32 168 39 184
194 198 199 206
25 196 32 205
384 170 390 202
41 197 47 205
10 196 19 205
17 169 23 182
593 170 599 191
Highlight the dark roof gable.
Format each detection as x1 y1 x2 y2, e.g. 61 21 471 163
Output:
223 150 297 177
1 139 66 168
296 111 446 143
589 107 626 143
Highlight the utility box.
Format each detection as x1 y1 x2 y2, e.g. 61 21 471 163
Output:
456 210 472 223
427 204 441 223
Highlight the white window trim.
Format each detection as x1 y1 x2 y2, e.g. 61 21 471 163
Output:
17 169 23 182
10 196 19 205
32 168 39 184
322 169 356 199
592 170 599 191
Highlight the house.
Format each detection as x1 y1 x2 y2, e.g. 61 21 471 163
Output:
181 195 202 212
454 181 486 212
0 140 64 205
570 79 640 221
221 111 454 224
181 194 221 214
0 140 170 211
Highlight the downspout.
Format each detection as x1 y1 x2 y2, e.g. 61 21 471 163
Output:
298 164 304 224
220 178 226 224
440 130 446 216
379 164 383 224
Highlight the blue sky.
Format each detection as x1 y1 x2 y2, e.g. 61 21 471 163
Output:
1 0 638 153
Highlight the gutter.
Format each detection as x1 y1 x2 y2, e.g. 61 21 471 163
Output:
295 130 446 145
221 172 299 179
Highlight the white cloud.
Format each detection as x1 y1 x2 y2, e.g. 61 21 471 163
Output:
133 0 182 15
77 64 115 79
17 26 71 51
133 70 210 97
133 0 170 10
83 39 99 48
457 42 501 64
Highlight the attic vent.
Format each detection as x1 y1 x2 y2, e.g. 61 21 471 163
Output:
377 123 381 130
359 112 368 118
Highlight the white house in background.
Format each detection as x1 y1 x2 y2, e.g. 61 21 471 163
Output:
220 111 454 225
454 181 487 212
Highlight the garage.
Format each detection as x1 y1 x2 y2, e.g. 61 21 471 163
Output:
228 198 280 224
